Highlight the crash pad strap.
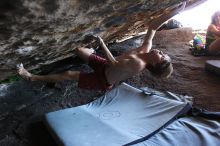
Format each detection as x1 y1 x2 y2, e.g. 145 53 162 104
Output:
123 103 191 146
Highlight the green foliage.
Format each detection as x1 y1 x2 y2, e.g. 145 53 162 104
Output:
0 69 41 84
0 75 21 84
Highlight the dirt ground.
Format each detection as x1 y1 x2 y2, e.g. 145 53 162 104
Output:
0 27 220 146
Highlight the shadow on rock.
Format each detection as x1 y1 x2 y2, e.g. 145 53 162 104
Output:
28 121 58 146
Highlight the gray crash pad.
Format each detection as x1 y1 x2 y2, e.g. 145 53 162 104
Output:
139 116 220 146
43 83 190 146
205 60 220 75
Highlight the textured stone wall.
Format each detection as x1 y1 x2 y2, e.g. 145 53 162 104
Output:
0 0 205 80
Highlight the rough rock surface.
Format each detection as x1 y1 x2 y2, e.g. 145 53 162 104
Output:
0 27 220 146
0 0 204 81
1 0 218 145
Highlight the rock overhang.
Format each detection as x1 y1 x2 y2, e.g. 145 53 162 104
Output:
0 0 206 81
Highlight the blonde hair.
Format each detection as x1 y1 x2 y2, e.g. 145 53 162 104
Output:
147 60 173 78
